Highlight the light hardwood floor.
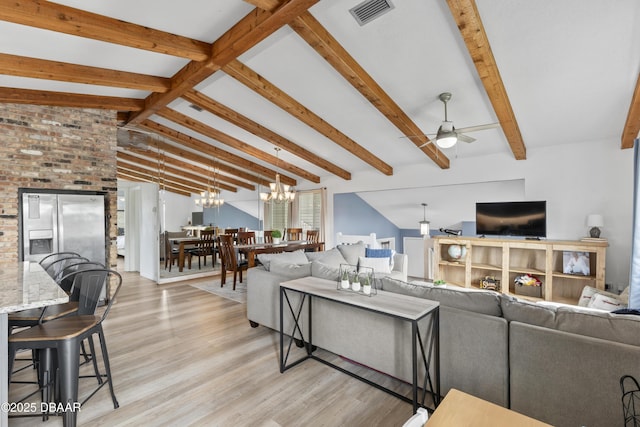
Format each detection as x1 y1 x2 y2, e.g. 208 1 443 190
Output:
9 263 416 426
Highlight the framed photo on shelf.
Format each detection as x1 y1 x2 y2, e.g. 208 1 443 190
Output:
563 251 590 276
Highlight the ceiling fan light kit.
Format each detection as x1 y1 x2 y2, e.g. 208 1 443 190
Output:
418 92 499 150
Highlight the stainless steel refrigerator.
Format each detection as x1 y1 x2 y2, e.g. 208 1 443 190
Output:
20 190 107 267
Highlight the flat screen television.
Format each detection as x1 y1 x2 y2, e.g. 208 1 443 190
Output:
475 201 547 238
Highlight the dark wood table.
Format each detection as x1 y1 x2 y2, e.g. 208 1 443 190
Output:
169 237 203 272
236 240 324 267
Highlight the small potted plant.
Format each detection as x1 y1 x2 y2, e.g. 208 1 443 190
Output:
271 229 282 244
362 275 372 295
434 279 446 287
351 274 361 292
340 270 350 289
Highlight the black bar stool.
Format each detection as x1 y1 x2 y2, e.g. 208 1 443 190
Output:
8 268 122 426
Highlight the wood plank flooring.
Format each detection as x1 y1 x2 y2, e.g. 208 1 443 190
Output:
8 263 416 426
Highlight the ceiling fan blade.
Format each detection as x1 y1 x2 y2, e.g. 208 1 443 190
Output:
457 133 476 143
455 122 500 133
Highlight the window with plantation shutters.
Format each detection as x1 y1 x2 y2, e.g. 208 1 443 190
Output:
264 201 289 233
297 191 321 231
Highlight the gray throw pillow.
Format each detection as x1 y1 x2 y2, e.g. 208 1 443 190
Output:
311 260 342 281
305 248 348 268
269 261 312 280
336 241 365 266
256 250 309 271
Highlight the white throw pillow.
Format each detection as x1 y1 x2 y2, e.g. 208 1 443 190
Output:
578 285 622 307
587 292 626 311
358 256 391 274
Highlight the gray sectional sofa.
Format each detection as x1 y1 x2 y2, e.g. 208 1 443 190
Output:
246 246 640 427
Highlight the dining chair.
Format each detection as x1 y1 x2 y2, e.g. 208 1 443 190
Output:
164 231 192 271
237 231 256 245
263 230 274 243
8 268 122 426
224 228 239 243
306 229 320 243
218 234 248 290
286 228 303 241
191 229 216 269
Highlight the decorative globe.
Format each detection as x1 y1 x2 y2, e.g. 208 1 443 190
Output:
448 244 467 262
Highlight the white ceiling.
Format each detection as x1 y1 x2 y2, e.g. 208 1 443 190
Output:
1 0 639 221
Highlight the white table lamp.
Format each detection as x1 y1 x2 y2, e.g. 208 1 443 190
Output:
587 214 604 238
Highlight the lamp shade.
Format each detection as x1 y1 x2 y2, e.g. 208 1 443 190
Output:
420 220 430 236
587 214 604 228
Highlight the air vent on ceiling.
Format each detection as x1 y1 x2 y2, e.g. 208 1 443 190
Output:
189 104 203 112
349 0 394 26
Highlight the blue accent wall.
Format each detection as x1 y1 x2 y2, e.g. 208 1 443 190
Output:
334 193 404 252
202 203 261 230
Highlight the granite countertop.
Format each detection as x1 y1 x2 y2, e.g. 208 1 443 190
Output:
0 261 68 313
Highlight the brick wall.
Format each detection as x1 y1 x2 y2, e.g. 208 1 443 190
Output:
0 103 118 267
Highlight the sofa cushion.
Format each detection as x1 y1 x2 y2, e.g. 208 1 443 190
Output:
256 250 309 271
555 307 640 346
311 260 342 281
500 296 557 328
269 260 312 279
380 277 502 317
305 248 348 268
358 256 391 274
336 241 366 265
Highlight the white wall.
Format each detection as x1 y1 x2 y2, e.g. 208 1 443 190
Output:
316 138 633 290
139 183 159 282
160 191 192 232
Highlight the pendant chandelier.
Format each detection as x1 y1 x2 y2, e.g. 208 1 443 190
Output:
196 159 224 208
260 148 295 204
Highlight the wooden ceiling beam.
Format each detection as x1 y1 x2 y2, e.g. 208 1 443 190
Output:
446 0 526 160
0 86 144 111
136 120 274 187
157 107 318 183
117 170 193 197
0 53 170 93
120 147 254 191
117 151 237 192
141 117 297 186
290 12 450 170
243 0 282 12
223 59 393 175
0 0 210 61
118 164 204 193
622 72 640 149
127 0 318 126
211 0 318 66
117 162 216 195
127 60 220 126
183 90 351 180
117 166 200 196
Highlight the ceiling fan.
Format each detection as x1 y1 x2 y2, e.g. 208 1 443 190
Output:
418 92 500 149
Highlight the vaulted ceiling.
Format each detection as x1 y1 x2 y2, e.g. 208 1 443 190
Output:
1 0 639 199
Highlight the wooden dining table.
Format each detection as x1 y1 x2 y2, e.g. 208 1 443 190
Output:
236 240 324 267
0 261 69 427
169 237 203 272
